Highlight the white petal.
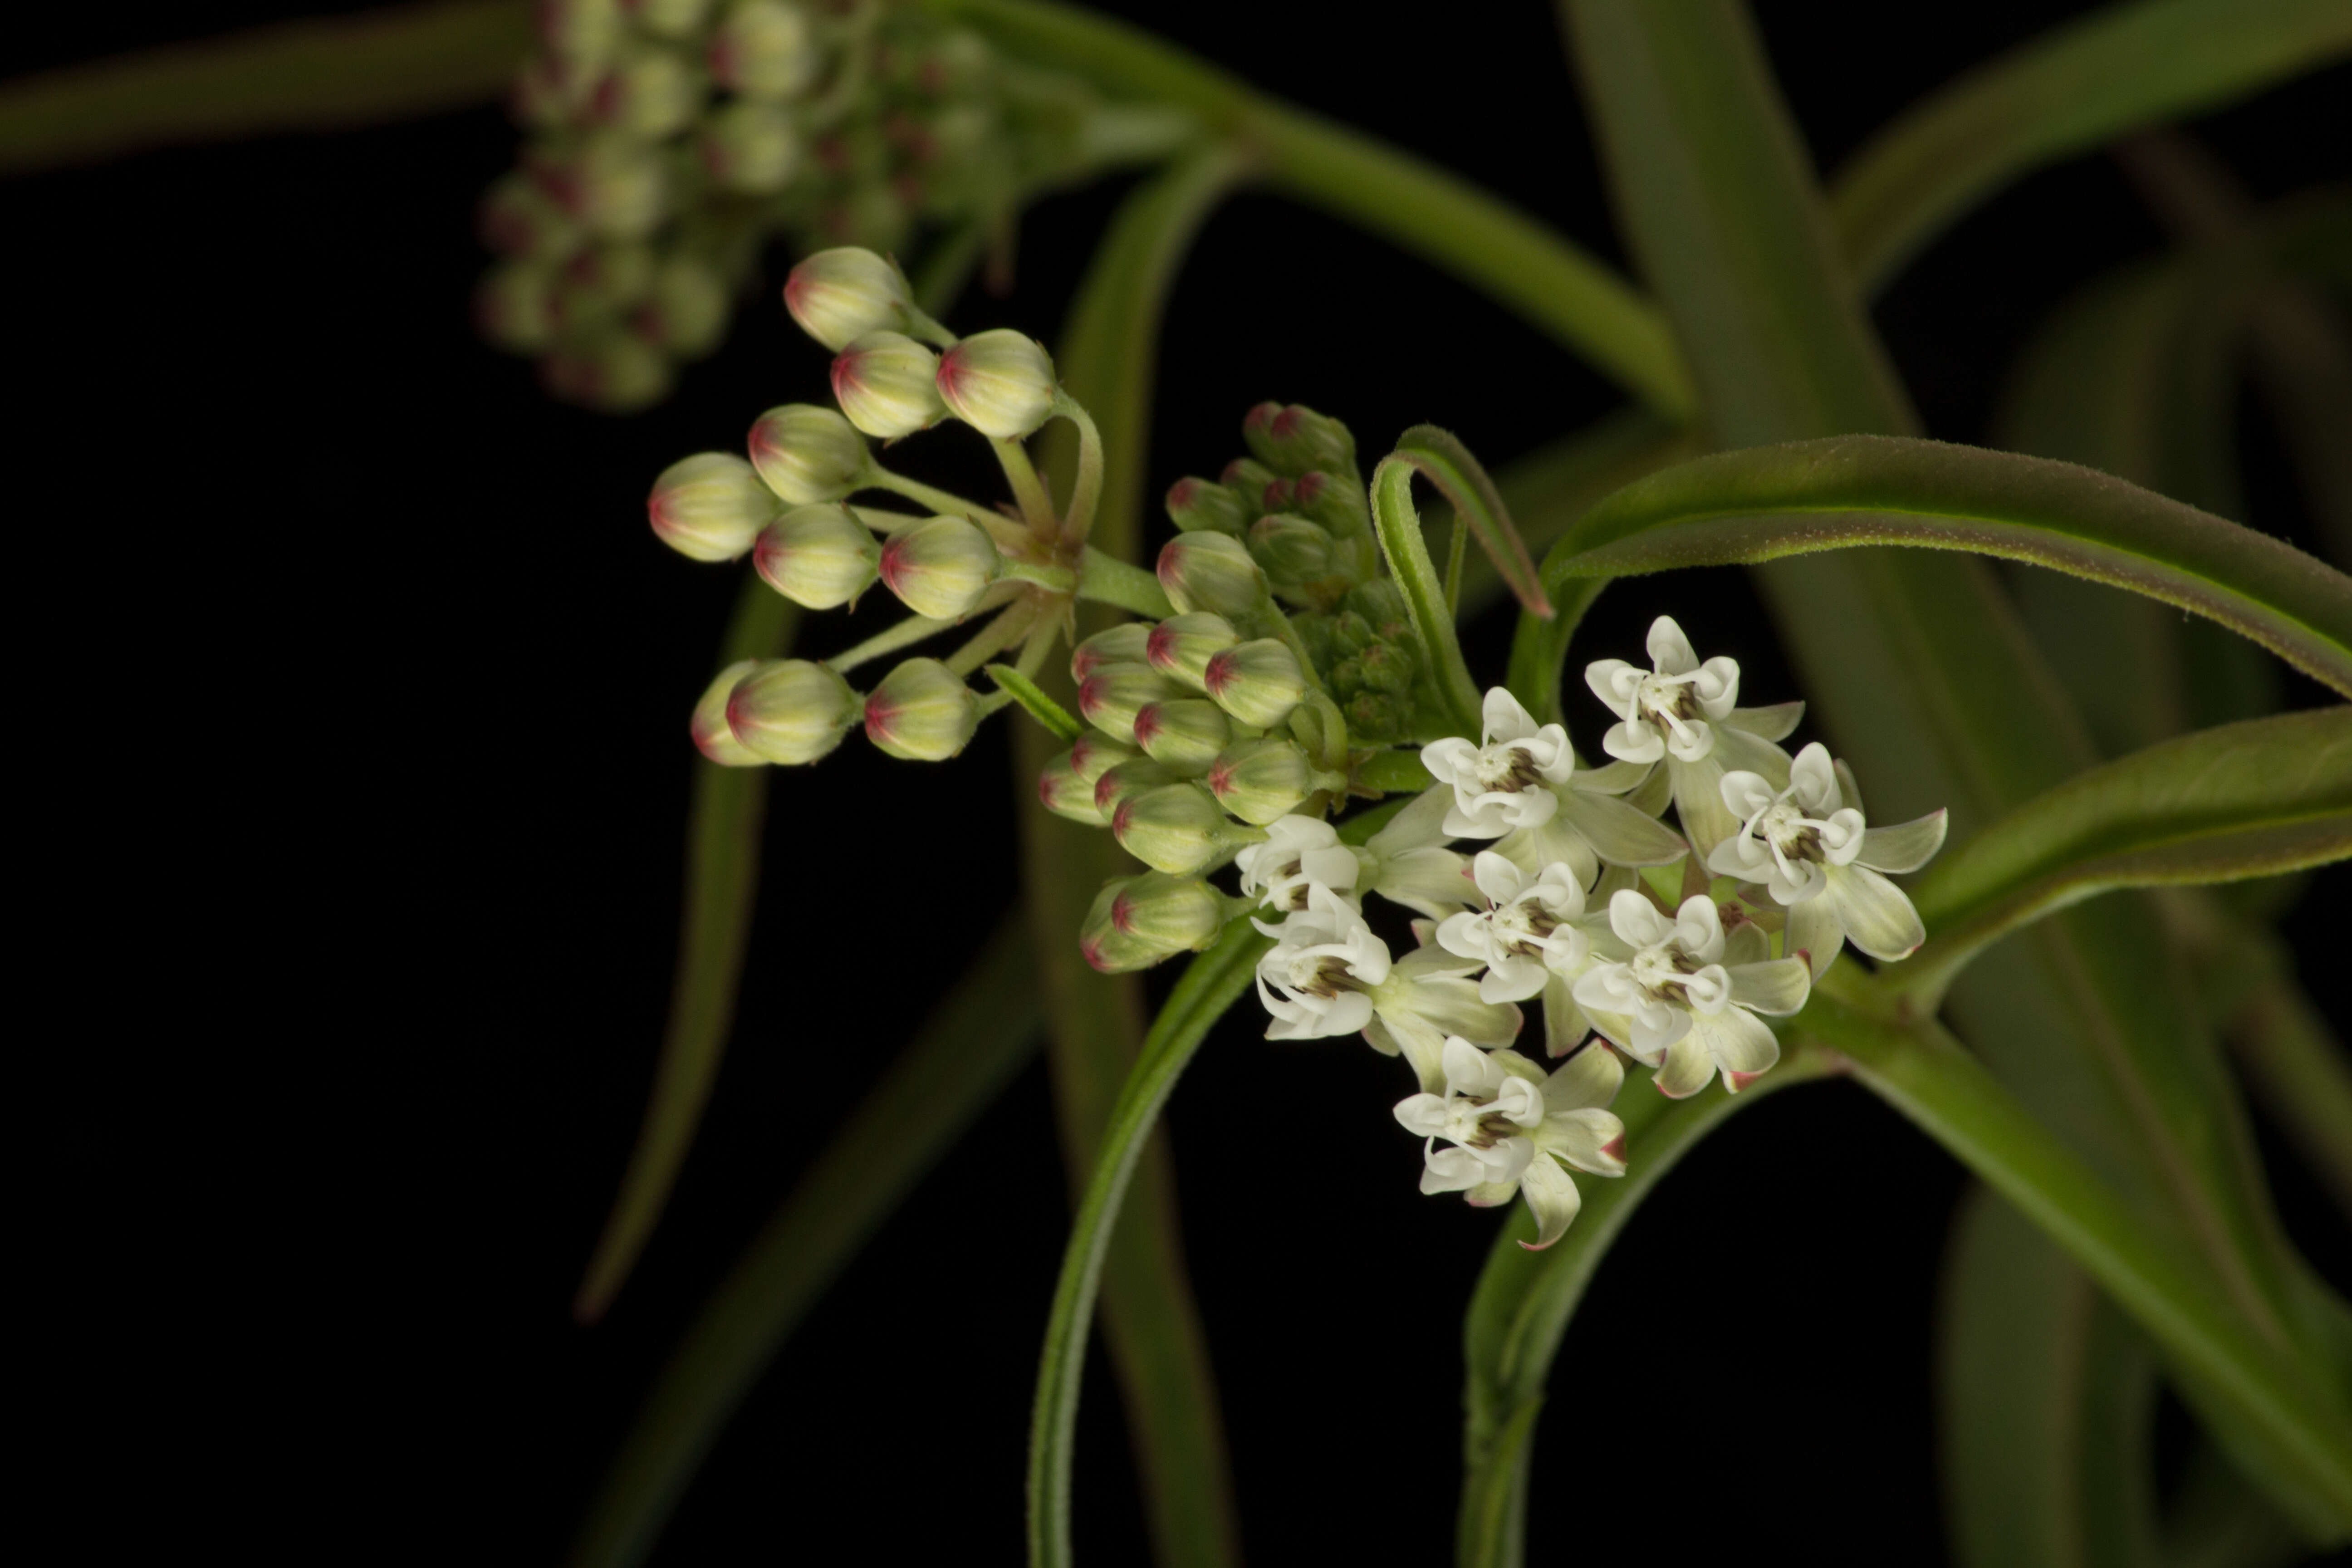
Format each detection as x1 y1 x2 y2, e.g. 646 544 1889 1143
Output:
1470 850 1526 906
1629 998 1691 1058
1722 699 1802 740
1680 962 1732 1015
1366 783 1458 855
1696 1006 1780 1084
1542 974 1592 1059
1715 769 1775 818
1646 616 1698 676
1435 911 1490 963
1601 720 1666 765
1706 835 1761 881
1650 1033 1715 1098
1372 847 1479 919
1382 974 1524 1048
1543 1037 1623 1112
1480 1134 1536 1186
1584 658 1639 710
1419 737 1475 785
1559 789 1691 867
1607 888 1671 947
1441 1034 1498 1096
1671 895 1725 961
1820 808 1867 866
1692 655 1741 717
1539 1107 1627 1176
1665 716 1715 764
1492 1075 1547 1128
1421 1142 1489 1195
1726 956 1810 1015
1572 963 1637 1017
1828 863 1927 962
1316 991 1375 1036
1516 1152 1583 1250
1481 686 1537 744
1480 955 1551 1004
1298 844 1364 890
1393 1093 1450 1136
1785 891 1844 980
1858 809 1948 873
1788 743 1839 812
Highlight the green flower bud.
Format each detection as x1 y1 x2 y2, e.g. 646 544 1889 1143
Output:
700 100 802 194
1110 872 1227 952
1242 401 1357 478
1037 733 1135 825
1220 456 1283 510
935 328 1058 439
863 658 980 761
1070 623 1151 682
785 248 916 351
534 132 668 238
593 45 704 137
636 255 729 357
1077 662 1182 746
1288 695 1338 764
1156 532 1267 619
1203 638 1307 728
475 263 558 353
1207 737 1318 825
725 657 860 764
648 452 776 560
540 0 623 63
542 330 673 411
624 0 715 40
550 242 656 330
709 0 820 99
831 330 945 439
1112 783 1235 876
1289 612 1338 678
513 54 595 129
1144 613 1239 689
691 658 766 767
1078 882 1166 974
1354 638 1418 696
1164 476 1251 536
1343 578 1411 629
1345 688 1413 745
753 503 879 608
1247 513 1335 581
878 515 1000 620
747 403 867 504
479 172 581 259
1132 699 1232 775
1291 470 1370 537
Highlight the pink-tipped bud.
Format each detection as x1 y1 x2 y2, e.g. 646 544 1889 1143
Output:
878 515 1000 620
1078 881 1168 974
1206 737 1318 825
1070 623 1152 683
1076 663 1182 747
539 0 623 63
1156 531 1267 618
863 657 980 761
725 658 859 764
831 329 945 439
700 99 802 193
1289 469 1370 537
648 452 776 561
1038 735 1135 825
1093 758 1176 816
541 330 673 412
1243 401 1357 477
935 328 1058 439
1203 638 1308 729
691 658 767 767
1132 699 1232 776
1111 783 1234 876
754 504 879 608
1108 872 1225 953
624 0 714 40
748 403 867 504
637 255 728 357
592 44 704 137
1144 613 1238 689
479 173 580 260
1164 475 1251 536
532 131 668 239
708 0 820 99
785 247 916 351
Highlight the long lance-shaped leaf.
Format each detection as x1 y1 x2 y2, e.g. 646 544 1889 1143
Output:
1370 456 1485 737
1543 435 2352 698
1457 1044 1837 1568
1829 0 2352 293
1388 426 1551 618
1025 921 1268 1568
567 916 1042 1568
575 578 798 1321
1903 709 2352 1001
0 0 530 174
1800 986 2352 1535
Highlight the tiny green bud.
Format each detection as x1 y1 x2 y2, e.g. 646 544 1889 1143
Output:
1242 401 1357 478
593 45 704 137
1342 578 1411 629
624 0 715 40
1207 737 1318 825
1220 457 1283 510
1144 613 1239 689
709 0 820 99
831 330 946 438
1345 688 1413 745
1093 757 1176 816
1112 783 1236 876
748 403 867 504
540 0 623 63
1354 639 1418 696
534 132 668 238
637 255 728 357
1078 882 1166 974
1164 476 1250 536
1290 470 1370 537
1038 734 1136 825
479 173 580 258
863 658 980 761
1203 638 1308 728
700 99 802 193
542 330 673 411
1110 872 1227 951
1288 695 1338 763
1156 532 1268 619
753 504 879 608
475 263 557 353
784 247 916 351
1070 623 1151 682
1077 662 1183 746
691 658 767 767
878 515 1000 620
935 329 1058 439
725 657 860 764
648 452 776 560
513 54 595 129
1247 513 1335 581
551 242 655 329
1132 699 1232 775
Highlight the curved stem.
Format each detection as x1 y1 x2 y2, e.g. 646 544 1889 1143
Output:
1052 391 1107 546
1074 548 1173 618
860 462 1009 533
992 436 1058 534
825 612 954 675
944 603 1040 678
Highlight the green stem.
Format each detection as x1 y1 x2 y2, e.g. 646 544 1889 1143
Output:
944 603 1039 678
861 462 1009 533
1001 561 1078 594
826 612 952 675
993 435 1059 534
1053 391 1107 546
1075 548 1174 618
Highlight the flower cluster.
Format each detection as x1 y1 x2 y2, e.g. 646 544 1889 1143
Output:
475 0 1170 409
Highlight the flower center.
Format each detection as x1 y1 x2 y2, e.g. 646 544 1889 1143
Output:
1470 742 1545 794
1628 942 1690 995
1759 800 1822 861
1284 952 1365 996
1493 902 1561 955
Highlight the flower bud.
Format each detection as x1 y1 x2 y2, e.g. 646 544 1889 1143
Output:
1207 737 1318 825
540 0 623 63
479 173 581 259
1291 469 1370 537
691 659 766 766
1078 882 1167 974
475 263 558 353
541 331 673 411
1144 612 1239 689
636 255 729 357
878 516 1000 619
1221 456 1283 507
648 452 776 560
593 45 704 137
1111 872 1227 952
1077 663 1182 746
784 247 917 351
1094 757 1175 816
701 99 802 193
748 403 867 504
1038 735 1136 825
1156 532 1267 618
864 658 980 761
550 241 655 329
1112 783 1234 875
1204 638 1308 728
1247 513 1335 581
1242 401 1357 478
936 329 1058 439
1132 699 1232 775
1164 476 1251 536
725 657 860 764
709 0 820 99
514 53 595 128
1070 623 1151 682
831 330 946 438
1288 695 1339 764
534 132 668 238
625 0 715 40
753 504 879 608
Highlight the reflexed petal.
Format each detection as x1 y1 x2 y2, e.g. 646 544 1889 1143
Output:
1471 850 1527 906
1786 892 1845 980
1858 809 1948 873
1492 1050 1549 1088
1482 686 1538 744
1788 743 1839 812
1463 1177 1522 1209
1481 955 1550 1004
1362 1012 1402 1058
1696 1006 1780 1080
1516 1153 1583 1250
1579 1004 1637 1056
1651 1034 1715 1098
1726 956 1810 1015
1539 1107 1627 1175
1584 657 1641 710
1544 1037 1623 1111
1441 1034 1499 1096
1419 736 1475 785
1646 616 1698 676
1722 699 1803 740
1693 655 1741 717
1625 760 1674 817
1560 789 1692 867
1384 974 1524 1048
1542 974 1592 1058
1607 888 1672 947
1574 758 1653 795
1828 863 1927 961
1393 1093 1450 1136
1671 895 1725 961
1833 758 1866 818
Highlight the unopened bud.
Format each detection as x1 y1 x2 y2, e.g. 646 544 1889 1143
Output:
648 452 775 560
1204 638 1308 728
550 242 655 329
1207 737 1321 824
1132 699 1232 775
1247 513 1335 580
1345 688 1413 744
624 0 715 40
1077 663 1182 746
534 132 668 238
725 657 860 764
1289 695 1339 764
1291 470 1370 537
863 659 980 761
1037 734 1135 824
936 329 1058 438
514 53 595 128
593 45 704 137
1220 456 1282 508
784 247 916 351
475 263 558 353
637 255 728 356
701 99 802 193
748 403 867 504
1094 757 1176 816
1145 613 1239 689
1112 783 1237 875
1078 882 1166 974
709 0 820 99
1111 872 1227 951
1070 623 1151 682
1156 532 1268 618
754 504 879 608
1243 401 1357 478
1164 476 1251 536
540 0 623 62
541 331 673 411
879 516 1000 619
831 330 945 438
691 659 766 766
479 173 580 258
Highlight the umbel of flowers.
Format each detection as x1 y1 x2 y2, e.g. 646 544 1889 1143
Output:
643 274 1949 1247
475 0 1178 410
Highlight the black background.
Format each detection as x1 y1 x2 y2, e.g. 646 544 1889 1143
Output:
12 4 2349 1563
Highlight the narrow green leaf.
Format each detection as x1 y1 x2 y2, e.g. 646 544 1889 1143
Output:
575 576 798 1321
1026 921 1270 1568
0 0 530 173
1547 436 2352 697
1370 456 1484 737
2227 974 2352 1220
988 664 1084 742
568 916 1041 1568
1390 425 1551 618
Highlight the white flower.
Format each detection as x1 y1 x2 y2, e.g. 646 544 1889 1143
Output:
1235 816 1361 913
1392 1035 1629 1251
1353 785 1478 918
1366 937 1524 1090
1252 884 1390 1039
1436 853 1589 1004
1419 687 1574 838
1708 743 1947 977
1573 890 1810 1098
1490 756 1691 888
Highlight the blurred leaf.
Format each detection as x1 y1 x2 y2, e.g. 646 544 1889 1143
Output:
987 664 1084 742
567 916 1041 1568
1371 454 1486 735
2221 962 2352 1220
